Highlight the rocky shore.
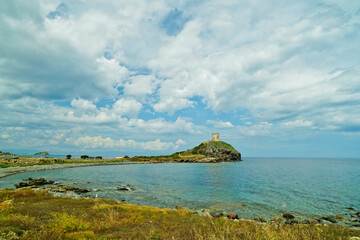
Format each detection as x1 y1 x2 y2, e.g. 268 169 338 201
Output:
10 176 360 229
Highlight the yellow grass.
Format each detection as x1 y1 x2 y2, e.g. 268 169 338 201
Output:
0 189 359 239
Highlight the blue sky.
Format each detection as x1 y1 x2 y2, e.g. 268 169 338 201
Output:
1 0 360 158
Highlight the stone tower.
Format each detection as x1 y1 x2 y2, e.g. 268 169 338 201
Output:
212 133 220 141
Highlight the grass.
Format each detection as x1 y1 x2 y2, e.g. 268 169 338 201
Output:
207 141 235 151
0 189 359 239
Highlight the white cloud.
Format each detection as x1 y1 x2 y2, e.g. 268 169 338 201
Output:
113 98 142 118
72 136 177 151
207 120 234 128
281 120 314 128
71 99 97 112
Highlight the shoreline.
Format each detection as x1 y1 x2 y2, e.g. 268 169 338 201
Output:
0 161 148 179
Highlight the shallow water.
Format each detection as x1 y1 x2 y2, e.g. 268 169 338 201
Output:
1 158 359 219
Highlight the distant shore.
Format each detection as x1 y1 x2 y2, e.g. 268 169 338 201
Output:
0 161 149 179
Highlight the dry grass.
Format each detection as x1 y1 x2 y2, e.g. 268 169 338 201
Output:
0 189 359 239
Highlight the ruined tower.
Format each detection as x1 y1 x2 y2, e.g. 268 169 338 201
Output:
212 133 220 141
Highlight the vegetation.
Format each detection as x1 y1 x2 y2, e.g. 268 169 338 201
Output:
0 189 359 239
34 152 49 156
80 155 89 159
95 156 102 159
66 154 72 159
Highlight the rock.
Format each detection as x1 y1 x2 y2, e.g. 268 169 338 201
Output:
321 216 337 223
336 214 343 219
15 178 54 188
203 212 213 218
289 219 299 224
227 212 239 219
44 185 89 194
319 219 332 225
117 185 134 191
210 212 225 218
282 213 295 219
299 219 311 224
348 207 356 211
356 212 360 217
254 217 267 223
178 140 242 162
175 206 182 210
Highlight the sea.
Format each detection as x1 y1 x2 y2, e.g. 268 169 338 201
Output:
1 157 359 220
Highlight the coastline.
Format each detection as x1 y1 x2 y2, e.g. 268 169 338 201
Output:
0 161 145 179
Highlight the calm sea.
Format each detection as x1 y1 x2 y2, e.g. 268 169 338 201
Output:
1 158 359 219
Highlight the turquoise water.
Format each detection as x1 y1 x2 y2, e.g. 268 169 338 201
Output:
1 158 359 219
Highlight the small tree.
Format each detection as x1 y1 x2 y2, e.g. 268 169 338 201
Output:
95 156 102 159
81 155 89 159
66 154 72 159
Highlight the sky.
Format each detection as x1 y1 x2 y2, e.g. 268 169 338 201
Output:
0 0 360 158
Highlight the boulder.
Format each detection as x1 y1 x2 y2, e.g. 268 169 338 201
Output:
282 213 295 219
227 212 239 219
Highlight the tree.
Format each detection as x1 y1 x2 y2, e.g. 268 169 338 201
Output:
66 154 72 159
95 156 102 159
81 155 89 159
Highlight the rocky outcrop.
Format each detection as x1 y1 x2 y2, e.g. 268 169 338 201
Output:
178 141 242 162
15 178 54 188
44 185 89 194
204 142 241 161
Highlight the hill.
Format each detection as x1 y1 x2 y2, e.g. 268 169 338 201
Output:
34 152 49 155
174 140 242 162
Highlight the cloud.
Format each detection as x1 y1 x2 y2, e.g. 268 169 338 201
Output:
113 98 143 118
207 120 234 128
72 136 184 151
1 0 360 157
